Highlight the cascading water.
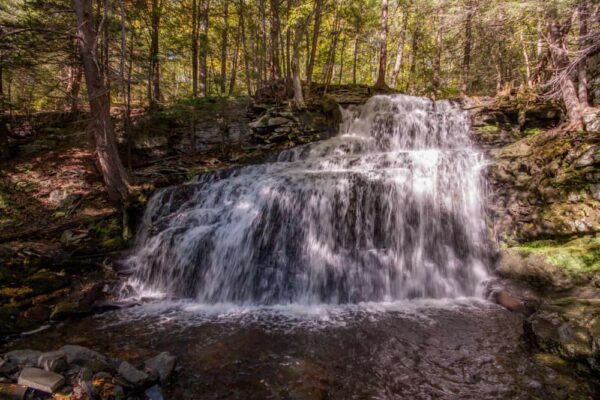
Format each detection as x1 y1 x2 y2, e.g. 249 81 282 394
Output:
126 94 490 305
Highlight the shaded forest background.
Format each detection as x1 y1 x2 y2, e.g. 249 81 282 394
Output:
1 0 598 110
0 0 599 203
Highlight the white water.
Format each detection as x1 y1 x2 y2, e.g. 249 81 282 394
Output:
125 95 490 305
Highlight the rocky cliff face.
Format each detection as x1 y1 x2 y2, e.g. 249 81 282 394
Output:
467 98 599 245
467 96 600 377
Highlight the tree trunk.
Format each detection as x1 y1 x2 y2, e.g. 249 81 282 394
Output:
432 12 444 97
306 0 323 93
547 18 584 129
259 0 267 84
220 0 229 94
229 12 242 95
73 0 131 203
578 1 589 108
520 30 532 88
460 0 474 95
65 51 83 113
270 0 282 80
373 0 389 89
192 0 199 97
390 3 410 88
291 6 308 109
352 32 359 84
199 0 209 97
407 25 418 94
239 0 252 95
148 0 162 108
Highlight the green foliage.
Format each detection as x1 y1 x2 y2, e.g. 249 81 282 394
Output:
477 123 500 134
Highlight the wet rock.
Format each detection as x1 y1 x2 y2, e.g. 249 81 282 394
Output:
37 350 67 373
0 382 28 399
84 357 116 374
267 117 291 127
58 345 107 365
528 298 600 373
145 385 165 400
4 350 42 368
18 367 64 393
50 301 91 320
493 291 524 312
118 361 149 385
144 352 176 383
497 249 575 291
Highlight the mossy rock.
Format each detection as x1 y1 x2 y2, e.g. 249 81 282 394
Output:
50 301 87 320
25 269 69 296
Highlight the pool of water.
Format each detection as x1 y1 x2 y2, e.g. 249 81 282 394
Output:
2 298 595 399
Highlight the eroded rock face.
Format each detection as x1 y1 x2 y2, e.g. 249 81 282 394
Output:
527 298 600 373
467 100 599 245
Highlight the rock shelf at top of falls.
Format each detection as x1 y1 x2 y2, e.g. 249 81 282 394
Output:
125 94 491 305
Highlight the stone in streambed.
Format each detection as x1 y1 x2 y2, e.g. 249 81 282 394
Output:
144 352 176 383
3 350 42 368
58 345 107 365
18 367 64 393
118 361 149 385
37 350 67 373
145 385 165 400
494 291 524 312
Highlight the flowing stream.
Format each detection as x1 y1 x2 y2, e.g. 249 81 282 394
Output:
126 95 490 304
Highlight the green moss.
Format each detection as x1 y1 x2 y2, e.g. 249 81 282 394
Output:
516 236 600 275
523 127 543 136
477 123 500 134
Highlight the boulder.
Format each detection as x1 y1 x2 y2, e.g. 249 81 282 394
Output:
496 248 575 291
18 367 64 393
493 291 524 312
3 350 42 368
144 352 176 383
58 345 107 365
145 385 165 400
37 350 67 373
528 298 600 373
118 361 149 385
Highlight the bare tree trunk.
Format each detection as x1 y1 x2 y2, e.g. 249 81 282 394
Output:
520 30 532 88
148 0 162 108
229 14 242 95
291 5 310 109
220 0 229 95
238 0 252 95
352 31 359 84
199 0 209 97
270 0 282 80
65 50 83 113
432 12 444 97
338 36 346 84
373 0 389 89
73 0 131 203
547 18 584 129
407 25 418 94
306 0 323 93
460 0 474 95
578 0 590 108
390 3 410 88
192 0 199 97
259 0 267 84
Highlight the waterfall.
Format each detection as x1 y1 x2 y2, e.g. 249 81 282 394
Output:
126 95 490 305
